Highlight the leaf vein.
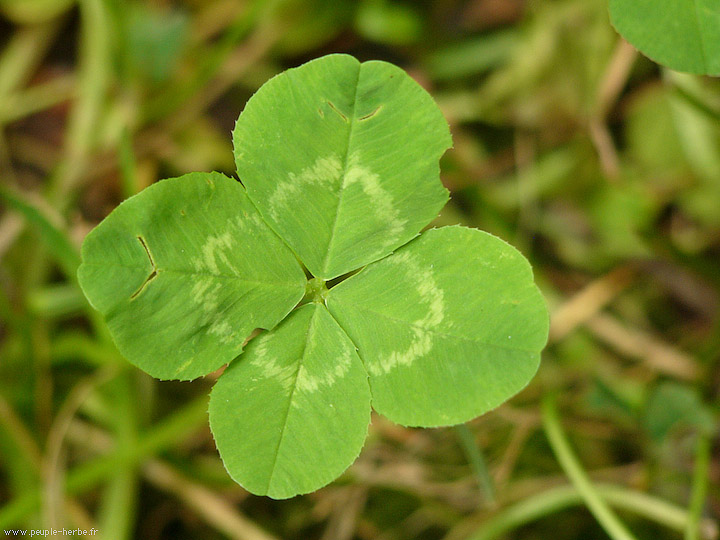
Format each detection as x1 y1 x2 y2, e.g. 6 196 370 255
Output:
321 63 363 275
691 0 709 70
265 307 319 493
82 262 301 286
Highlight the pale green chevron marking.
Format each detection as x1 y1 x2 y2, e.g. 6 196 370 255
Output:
269 155 343 219
294 347 353 394
342 152 406 247
247 332 298 392
365 250 445 375
233 54 451 279
327 226 550 427
195 231 235 274
77 172 307 380
209 303 371 499
610 0 720 75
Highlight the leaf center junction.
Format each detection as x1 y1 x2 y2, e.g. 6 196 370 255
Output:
304 277 329 304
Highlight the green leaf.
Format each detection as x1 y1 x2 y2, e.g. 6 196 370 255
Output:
125 3 188 84
77 172 306 380
354 0 424 46
327 226 548 427
233 53 451 280
209 303 370 499
609 0 720 75
643 382 715 442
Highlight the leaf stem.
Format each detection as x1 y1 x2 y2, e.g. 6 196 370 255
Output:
685 435 712 540
49 0 111 206
465 483 717 540
97 373 141 540
454 424 496 505
541 393 639 540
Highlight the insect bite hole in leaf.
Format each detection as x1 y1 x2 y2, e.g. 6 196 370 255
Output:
325 100 349 122
358 105 382 121
130 235 158 300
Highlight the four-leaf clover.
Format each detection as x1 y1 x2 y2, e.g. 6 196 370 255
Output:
78 54 549 498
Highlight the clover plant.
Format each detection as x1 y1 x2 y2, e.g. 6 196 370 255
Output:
78 54 549 499
609 0 720 76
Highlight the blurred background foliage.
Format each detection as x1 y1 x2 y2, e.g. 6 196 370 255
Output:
0 0 718 539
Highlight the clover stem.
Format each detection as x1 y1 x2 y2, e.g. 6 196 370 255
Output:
455 424 496 505
685 434 711 540
542 393 639 540
465 483 715 540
